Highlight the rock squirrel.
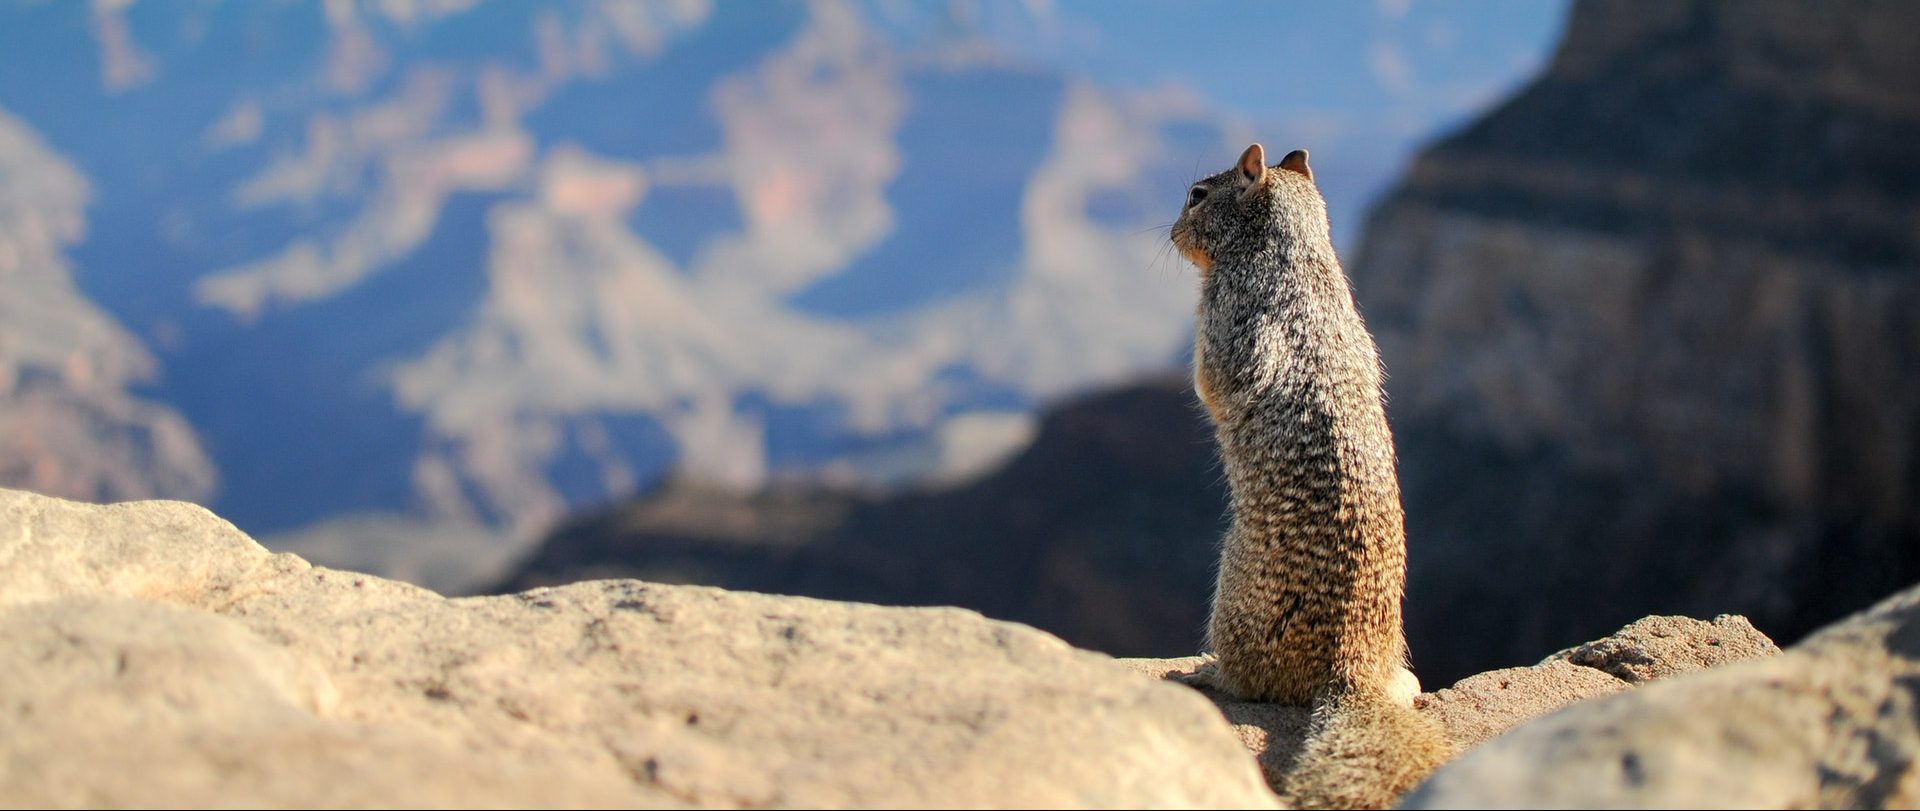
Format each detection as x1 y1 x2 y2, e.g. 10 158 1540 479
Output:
1172 144 1453 808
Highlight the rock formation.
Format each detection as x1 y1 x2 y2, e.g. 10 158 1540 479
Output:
1349 0 1920 682
0 487 1277 808
1121 613 1779 797
17 485 1919 808
1403 582 1920 809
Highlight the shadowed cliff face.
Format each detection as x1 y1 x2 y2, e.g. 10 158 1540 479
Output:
1351 0 1920 682
500 379 1230 659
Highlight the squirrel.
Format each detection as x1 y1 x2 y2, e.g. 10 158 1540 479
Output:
1172 143 1453 808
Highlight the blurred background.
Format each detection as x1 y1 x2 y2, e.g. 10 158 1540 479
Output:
1 0 1913 685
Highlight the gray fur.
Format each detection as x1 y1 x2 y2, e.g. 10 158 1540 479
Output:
1175 144 1406 703
1173 145 1451 808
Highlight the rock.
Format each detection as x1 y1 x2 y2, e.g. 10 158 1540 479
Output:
1544 613 1782 683
0 488 1280 809
1419 661 1628 751
1121 612 1781 797
0 598 629 808
1117 656 1315 788
1402 582 1920 809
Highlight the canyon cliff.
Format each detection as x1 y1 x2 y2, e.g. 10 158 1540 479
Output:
1353 0 1920 680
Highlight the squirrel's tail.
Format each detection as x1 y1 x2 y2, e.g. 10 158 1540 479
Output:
1277 687 1455 810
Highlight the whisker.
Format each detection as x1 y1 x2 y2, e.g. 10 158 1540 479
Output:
1152 238 1187 280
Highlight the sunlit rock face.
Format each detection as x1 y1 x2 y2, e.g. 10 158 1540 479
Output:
1349 0 1920 683
0 1 1237 588
0 487 1282 810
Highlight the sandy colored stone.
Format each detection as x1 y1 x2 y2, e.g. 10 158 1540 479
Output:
1124 657 1612 789
1419 660 1630 750
0 489 1280 809
0 598 639 808
1544 613 1781 683
1403 584 1920 809
1117 656 1314 789
0 491 288 608
1121 613 1782 798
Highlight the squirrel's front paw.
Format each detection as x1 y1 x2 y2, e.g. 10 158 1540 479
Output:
1172 656 1233 695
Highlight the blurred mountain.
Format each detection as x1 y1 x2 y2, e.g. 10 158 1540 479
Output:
1357 0 1920 681
0 109 215 504
500 0 1920 682
0 1 1244 588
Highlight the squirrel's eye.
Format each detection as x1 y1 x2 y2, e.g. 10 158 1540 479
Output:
1188 187 1208 205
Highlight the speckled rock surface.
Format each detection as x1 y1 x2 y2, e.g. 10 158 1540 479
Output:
1121 609 1782 802
0 488 1280 809
1404 585 1920 809
1544 613 1781 684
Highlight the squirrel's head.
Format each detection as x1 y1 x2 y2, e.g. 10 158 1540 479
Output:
1171 143 1321 277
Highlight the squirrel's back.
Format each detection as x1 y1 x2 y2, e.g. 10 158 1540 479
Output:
1173 144 1451 807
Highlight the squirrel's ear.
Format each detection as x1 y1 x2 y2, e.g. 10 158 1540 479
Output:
1237 143 1267 185
1278 149 1312 181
